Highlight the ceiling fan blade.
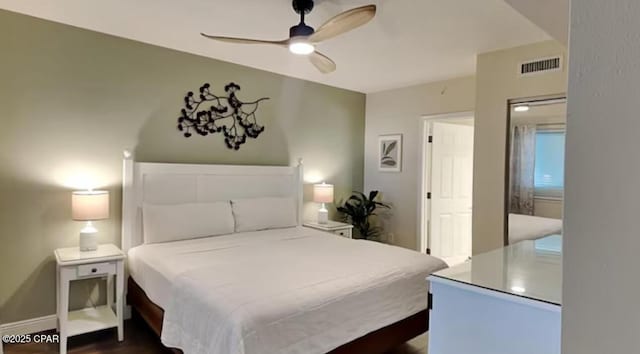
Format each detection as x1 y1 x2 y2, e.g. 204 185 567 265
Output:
309 51 336 74
309 4 376 43
201 33 289 46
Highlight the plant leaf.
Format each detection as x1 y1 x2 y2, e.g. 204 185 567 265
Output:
338 190 392 242
384 141 397 156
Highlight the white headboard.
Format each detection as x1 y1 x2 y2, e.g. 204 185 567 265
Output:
121 152 304 253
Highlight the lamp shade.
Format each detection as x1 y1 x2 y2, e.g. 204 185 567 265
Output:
72 191 109 221
313 183 334 203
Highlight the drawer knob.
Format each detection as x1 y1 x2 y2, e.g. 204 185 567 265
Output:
91 268 97 273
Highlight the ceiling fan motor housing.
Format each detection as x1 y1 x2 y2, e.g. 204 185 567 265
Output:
290 23 314 38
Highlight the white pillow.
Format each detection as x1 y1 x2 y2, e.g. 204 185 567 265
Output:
231 197 297 232
143 202 234 244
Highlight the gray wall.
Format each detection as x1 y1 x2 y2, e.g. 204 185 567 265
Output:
473 40 567 254
0 10 365 324
364 77 476 250
563 1 640 352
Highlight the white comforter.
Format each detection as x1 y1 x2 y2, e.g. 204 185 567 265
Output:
509 213 563 244
130 227 446 354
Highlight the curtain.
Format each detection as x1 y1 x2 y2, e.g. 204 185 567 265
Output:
509 124 536 215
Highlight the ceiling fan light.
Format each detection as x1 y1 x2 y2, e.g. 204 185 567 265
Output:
289 39 315 55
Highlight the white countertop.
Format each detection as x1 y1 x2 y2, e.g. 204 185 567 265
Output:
430 235 562 306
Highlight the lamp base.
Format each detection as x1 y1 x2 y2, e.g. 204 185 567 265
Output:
79 222 98 252
317 207 329 224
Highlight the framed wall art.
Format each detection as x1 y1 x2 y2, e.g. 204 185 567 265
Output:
378 134 402 172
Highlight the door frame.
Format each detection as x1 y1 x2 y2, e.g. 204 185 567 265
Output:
418 111 475 254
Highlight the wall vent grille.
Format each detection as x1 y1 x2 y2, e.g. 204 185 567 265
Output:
519 56 562 76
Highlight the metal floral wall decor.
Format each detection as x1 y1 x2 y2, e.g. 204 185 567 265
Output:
177 82 269 150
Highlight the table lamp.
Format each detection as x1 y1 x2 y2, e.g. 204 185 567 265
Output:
72 190 109 251
313 182 334 224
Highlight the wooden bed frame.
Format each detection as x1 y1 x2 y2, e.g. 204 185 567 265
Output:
121 154 430 353
128 277 428 354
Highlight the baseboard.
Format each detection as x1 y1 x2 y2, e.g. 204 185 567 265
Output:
0 315 57 336
0 306 132 336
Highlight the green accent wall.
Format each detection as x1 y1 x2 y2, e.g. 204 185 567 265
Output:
0 10 365 323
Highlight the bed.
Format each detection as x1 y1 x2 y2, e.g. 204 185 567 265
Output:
121 155 447 354
508 213 563 244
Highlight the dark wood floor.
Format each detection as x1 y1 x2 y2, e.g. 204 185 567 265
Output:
4 314 172 354
4 314 425 354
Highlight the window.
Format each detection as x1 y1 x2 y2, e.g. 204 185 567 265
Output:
534 130 565 198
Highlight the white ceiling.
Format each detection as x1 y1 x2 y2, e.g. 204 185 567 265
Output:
512 100 567 125
505 0 568 45
0 0 550 93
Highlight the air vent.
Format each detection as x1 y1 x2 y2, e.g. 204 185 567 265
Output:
519 56 562 76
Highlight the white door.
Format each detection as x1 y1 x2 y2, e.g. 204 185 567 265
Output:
429 122 474 266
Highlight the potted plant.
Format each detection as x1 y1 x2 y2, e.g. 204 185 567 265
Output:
337 191 390 241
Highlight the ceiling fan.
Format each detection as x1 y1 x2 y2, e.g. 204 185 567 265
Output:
201 0 377 74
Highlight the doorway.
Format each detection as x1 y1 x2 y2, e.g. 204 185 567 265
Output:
419 112 474 267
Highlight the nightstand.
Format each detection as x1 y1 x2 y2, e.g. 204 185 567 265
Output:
54 244 125 354
304 220 354 238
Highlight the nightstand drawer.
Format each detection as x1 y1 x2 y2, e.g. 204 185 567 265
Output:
332 229 352 238
77 262 115 277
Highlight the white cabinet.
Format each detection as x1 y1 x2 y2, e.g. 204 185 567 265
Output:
55 244 125 354
429 278 561 354
428 236 562 354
